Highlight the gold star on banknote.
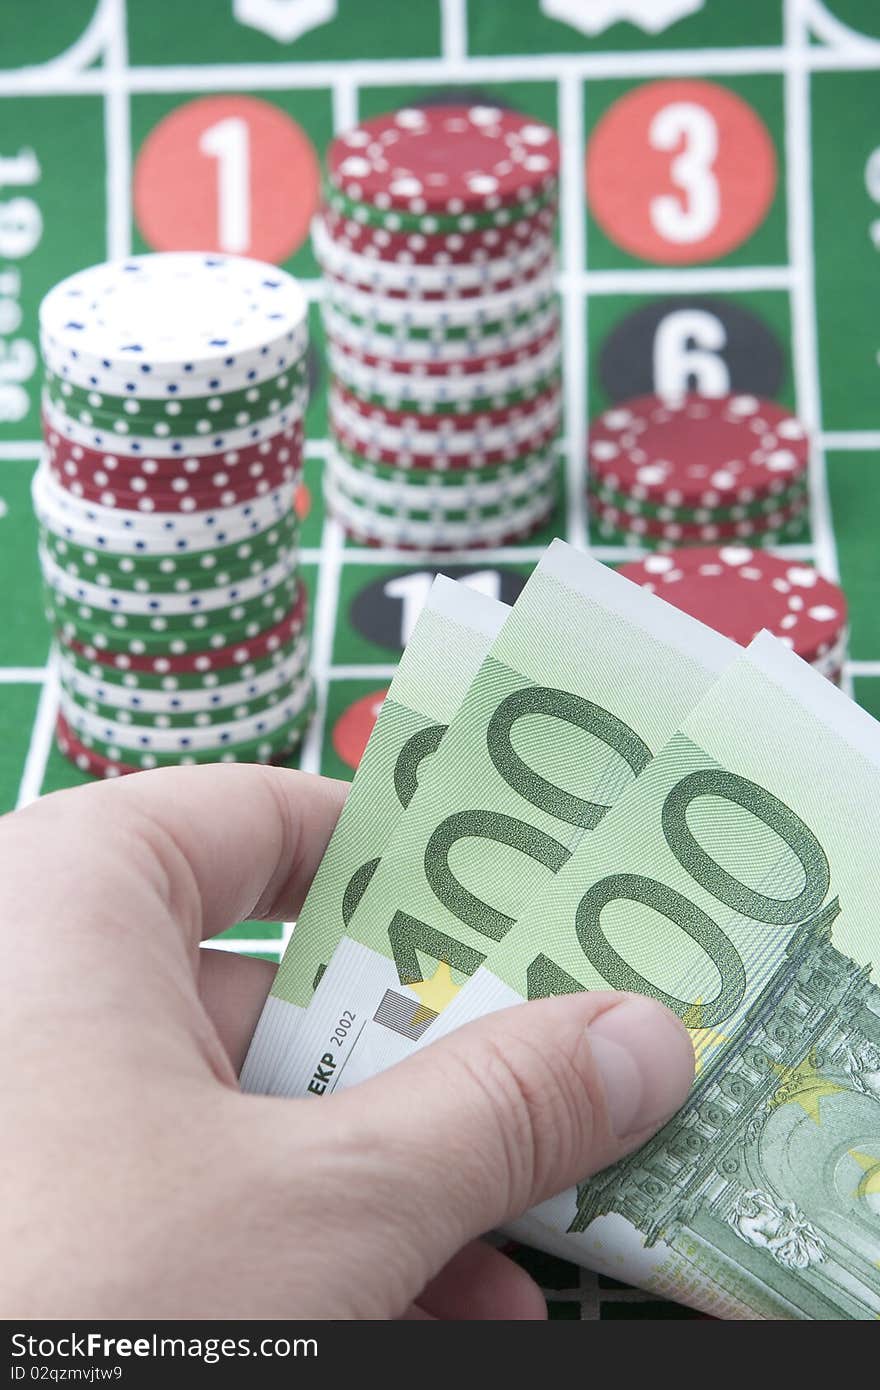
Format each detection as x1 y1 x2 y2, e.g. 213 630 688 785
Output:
848 1149 880 1202
682 997 728 1073
767 1051 847 1124
410 960 461 1026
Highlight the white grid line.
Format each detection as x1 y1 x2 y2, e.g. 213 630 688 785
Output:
785 0 839 582
820 431 880 452
576 266 794 295
0 668 49 683
205 937 282 958
104 0 131 260
331 78 359 137
295 540 819 566
38 0 115 76
15 657 59 809
0 442 43 460
8 43 880 101
440 0 468 65
297 515 343 776
10 2 123 809
329 664 402 681
296 80 360 775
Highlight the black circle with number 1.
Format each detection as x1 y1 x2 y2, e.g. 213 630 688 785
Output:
350 566 526 653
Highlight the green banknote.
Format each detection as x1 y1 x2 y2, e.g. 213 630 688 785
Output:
420 632 880 1319
277 539 736 1096
240 575 508 1095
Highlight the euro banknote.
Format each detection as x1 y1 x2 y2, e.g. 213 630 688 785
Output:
414 631 880 1319
274 539 737 1096
240 574 508 1095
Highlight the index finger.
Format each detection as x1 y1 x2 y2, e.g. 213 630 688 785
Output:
6 763 348 942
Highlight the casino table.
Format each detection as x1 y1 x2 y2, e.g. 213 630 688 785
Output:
2 0 879 1319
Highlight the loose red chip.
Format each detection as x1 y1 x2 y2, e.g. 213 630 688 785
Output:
328 107 559 215
618 546 847 665
588 394 809 508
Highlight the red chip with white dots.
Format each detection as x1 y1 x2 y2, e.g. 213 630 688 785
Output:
618 546 847 668
588 394 809 508
319 202 556 265
328 107 559 215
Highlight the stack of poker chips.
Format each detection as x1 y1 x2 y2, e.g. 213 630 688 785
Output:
619 547 848 684
588 393 810 550
35 253 313 779
313 104 562 550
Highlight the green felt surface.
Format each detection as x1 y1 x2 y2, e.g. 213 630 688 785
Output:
1 0 878 1321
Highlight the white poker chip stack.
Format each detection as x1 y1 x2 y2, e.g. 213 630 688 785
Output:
35 252 313 779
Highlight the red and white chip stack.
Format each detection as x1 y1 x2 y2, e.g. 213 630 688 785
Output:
313 104 563 550
588 393 811 549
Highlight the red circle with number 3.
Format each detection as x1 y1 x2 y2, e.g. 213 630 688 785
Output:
134 95 320 264
332 689 388 771
586 80 777 265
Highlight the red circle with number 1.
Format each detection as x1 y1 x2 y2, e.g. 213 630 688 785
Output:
586 80 777 265
134 95 320 264
332 689 388 771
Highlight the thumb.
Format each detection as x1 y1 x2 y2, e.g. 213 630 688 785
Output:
329 991 693 1283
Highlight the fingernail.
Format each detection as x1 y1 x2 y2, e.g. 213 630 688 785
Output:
588 996 695 1141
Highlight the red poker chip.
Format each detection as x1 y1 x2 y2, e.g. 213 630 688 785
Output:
328 107 559 215
332 379 560 433
325 315 560 377
618 546 847 663
318 203 556 266
330 413 561 470
47 461 300 514
44 412 304 487
591 494 808 543
320 245 554 303
56 712 138 778
588 394 809 507
58 582 308 674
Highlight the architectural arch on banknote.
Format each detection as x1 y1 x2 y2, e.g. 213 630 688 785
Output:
571 911 880 1320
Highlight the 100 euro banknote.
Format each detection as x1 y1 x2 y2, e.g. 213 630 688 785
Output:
240 575 507 1095
413 632 880 1320
275 539 737 1095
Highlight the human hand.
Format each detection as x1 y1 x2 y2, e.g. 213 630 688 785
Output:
0 765 693 1319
